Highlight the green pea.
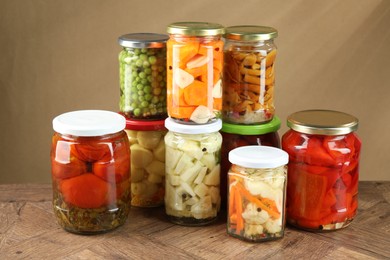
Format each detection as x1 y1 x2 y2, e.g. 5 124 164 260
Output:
145 94 152 101
141 79 148 84
144 85 152 94
151 96 159 104
138 91 144 97
141 101 149 108
140 54 147 61
144 68 152 75
131 93 138 100
135 59 143 67
148 56 157 65
136 84 143 90
143 60 150 68
133 108 141 116
141 48 148 53
139 72 146 79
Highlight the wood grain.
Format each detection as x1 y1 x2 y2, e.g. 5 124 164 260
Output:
0 182 389 259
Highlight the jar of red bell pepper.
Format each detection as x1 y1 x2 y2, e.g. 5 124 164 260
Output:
220 116 281 207
124 118 167 207
51 110 131 234
282 110 361 231
166 22 224 124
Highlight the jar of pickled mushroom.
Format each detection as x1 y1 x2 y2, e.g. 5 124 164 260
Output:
282 110 361 231
220 116 281 207
124 118 167 207
118 33 169 120
164 118 222 225
166 22 224 124
227 146 288 242
222 25 278 124
51 110 131 234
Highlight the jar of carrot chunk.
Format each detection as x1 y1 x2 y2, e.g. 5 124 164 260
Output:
124 118 167 207
282 110 361 231
166 22 224 124
51 110 131 234
227 146 288 242
222 25 278 124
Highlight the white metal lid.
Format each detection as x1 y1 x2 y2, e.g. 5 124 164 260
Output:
53 110 126 136
229 145 288 169
164 118 222 134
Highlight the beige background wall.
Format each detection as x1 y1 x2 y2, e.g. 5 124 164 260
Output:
1 0 389 183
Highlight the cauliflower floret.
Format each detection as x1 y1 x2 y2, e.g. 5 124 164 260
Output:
244 179 276 200
241 203 270 224
265 218 282 234
244 223 264 236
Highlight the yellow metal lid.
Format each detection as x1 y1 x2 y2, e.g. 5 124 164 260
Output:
224 25 278 41
287 110 359 135
167 22 224 36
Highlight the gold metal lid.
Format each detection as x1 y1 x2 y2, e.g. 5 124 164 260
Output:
167 22 225 36
287 110 359 135
224 25 278 41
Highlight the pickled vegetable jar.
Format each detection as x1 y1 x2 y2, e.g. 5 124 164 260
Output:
51 110 131 234
118 33 169 120
125 119 167 207
227 146 288 242
282 110 361 231
222 25 278 124
220 116 281 207
166 22 224 124
164 118 222 225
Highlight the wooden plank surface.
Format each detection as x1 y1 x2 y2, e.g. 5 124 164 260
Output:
0 182 389 259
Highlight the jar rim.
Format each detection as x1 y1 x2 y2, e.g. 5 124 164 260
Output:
224 25 278 41
167 22 225 36
53 110 126 136
118 33 168 48
229 146 288 169
287 109 359 135
125 117 166 131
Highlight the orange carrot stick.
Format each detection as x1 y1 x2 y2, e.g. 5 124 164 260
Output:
235 187 244 234
235 182 280 219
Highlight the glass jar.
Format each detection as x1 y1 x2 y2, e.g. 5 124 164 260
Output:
220 116 281 207
124 119 167 207
118 33 169 120
222 25 278 124
51 110 131 234
282 110 361 231
166 22 225 124
164 118 223 225
227 146 288 242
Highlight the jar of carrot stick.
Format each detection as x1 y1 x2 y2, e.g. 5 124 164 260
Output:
51 110 131 234
222 25 278 124
227 146 288 242
166 22 224 124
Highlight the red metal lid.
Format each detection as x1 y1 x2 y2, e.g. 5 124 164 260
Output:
125 118 167 131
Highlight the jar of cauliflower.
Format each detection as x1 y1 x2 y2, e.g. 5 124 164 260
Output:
125 118 167 207
227 146 288 242
164 118 222 225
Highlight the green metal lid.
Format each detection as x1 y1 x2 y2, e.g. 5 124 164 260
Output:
221 116 281 135
224 25 278 41
167 22 225 36
287 110 359 135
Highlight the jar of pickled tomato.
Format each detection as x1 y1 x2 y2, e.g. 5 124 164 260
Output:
227 146 288 242
124 118 167 207
118 33 169 120
51 110 131 234
166 22 225 124
282 110 361 231
220 116 281 207
164 118 222 225
222 25 278 124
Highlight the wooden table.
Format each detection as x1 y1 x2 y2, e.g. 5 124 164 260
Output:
0 182 389 259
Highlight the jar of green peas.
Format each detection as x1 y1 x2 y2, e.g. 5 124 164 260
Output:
118 33 169 120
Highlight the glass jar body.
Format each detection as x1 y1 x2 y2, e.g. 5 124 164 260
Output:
282 129 361 231
119 46 167 119
125 125 167 207
220 131 280 207
50 131 131 234
166 34 223 124
222 39 277 124
164 131 222 225
227 164 287 242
